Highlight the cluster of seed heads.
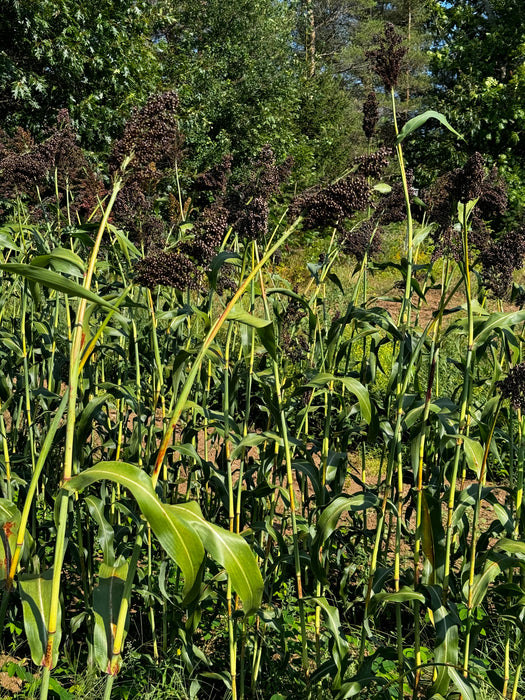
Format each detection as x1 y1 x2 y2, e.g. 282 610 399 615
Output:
362 91 380 140
427 153 508 260
195 154 233 194
110 92 182 182
226 146 293 241
135 144 292 291
375 170 416 226
354 147 391 179
134 250 201 292
111 92 183 243
290 175 371 232
480 226 525 299
365 24 408 92
280 293 308 362
0 115 104 221
498 363 525 410
182 204 229 266
340 220 382 262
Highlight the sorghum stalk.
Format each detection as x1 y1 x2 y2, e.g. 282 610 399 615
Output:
224 322 238 699
256 249 309 674
443 201 476 602
40 159 130 700
462 399 501 677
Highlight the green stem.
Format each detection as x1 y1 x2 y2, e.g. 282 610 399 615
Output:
39 164 129 699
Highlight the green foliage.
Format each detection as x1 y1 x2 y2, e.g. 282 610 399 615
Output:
427 0 525 210
162 0 303 172
0 7 525 700
0 0 162 150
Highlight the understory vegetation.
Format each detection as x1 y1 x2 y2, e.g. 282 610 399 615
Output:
1 13 525 700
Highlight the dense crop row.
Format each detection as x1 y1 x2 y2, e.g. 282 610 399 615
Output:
1 24 525 700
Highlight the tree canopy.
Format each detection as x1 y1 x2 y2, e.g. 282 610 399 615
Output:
0 0 162 150
0 0 523 203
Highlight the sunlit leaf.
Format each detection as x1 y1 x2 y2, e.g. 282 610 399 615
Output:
0 263 115 309
66 462 263 612
395 110 463 144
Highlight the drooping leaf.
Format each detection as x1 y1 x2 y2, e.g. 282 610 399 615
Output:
449 667 478 700
311 493 379 583
425 585 460 697
369 586 425 614
461 436 484 479
0 227 20 251
66 463 263 612
421 489 446 585
30 247 85 277
167 501 263 614
395 110 463 144
19 569 62 668
307 596 349 687
85 496 116 567
66 463 203 601
495 538 525 556
0 263 116 309
307 373 372 423
93 559 129 673
463 554 513 609
227 306 277 360
473 310 525 349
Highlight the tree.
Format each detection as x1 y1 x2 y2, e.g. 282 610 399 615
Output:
0 0 162 151
427 0 525 207
292 0 432 177
160 0 304 175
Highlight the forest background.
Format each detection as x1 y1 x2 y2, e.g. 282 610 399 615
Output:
1 0 524 210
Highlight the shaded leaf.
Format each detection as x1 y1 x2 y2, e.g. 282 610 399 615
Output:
19 569 62 668
93 559 129 673
0 499 20 581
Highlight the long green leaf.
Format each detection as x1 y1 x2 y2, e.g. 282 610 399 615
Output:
66 463 263 612
93 560 129 673
395 110 463 144
461 436 484 479
307 373 372 423
227 306 277 360
166 501 263 614
369 587 425 614
66 464 203 599
0 263 115 310
30 247 85 277
85 496 116 567
312 493 379 583
473 310 525 349
19 569 62 668
425 585 459 697
449 668 478 700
